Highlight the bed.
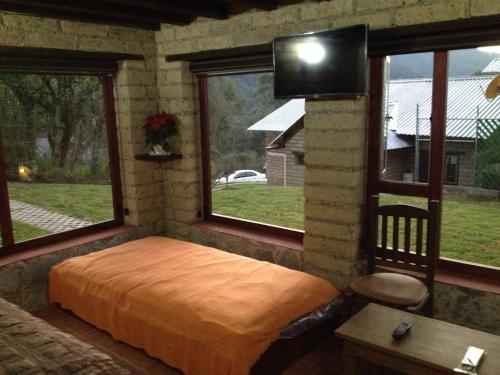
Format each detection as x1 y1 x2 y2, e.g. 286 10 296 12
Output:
0 297 131 374
49 236 341 375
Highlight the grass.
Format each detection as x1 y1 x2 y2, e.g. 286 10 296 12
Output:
213 184 500 268
212 184 304 230
5 182 499 267
8 182 113 223
380 193 500 267
0 221 51 246
13 221 51 242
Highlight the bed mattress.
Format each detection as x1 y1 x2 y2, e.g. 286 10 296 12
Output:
50 236 339 375
0 297 131 375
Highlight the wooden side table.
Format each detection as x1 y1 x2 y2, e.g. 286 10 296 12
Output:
335 303 500 375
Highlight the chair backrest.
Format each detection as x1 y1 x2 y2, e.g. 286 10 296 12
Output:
367 194 440 290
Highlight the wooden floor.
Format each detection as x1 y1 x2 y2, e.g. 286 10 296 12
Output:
35 305 344 374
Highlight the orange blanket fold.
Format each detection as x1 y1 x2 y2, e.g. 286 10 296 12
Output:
49 236 339 375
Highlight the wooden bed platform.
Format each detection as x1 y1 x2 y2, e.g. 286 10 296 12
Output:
35 304 344 375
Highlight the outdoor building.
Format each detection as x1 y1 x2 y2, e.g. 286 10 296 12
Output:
248 99 305 186
384 74 500 189
255 74 500 191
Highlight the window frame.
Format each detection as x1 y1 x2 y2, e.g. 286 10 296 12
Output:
368 52 500 282
0 73 124 254
197 72 304 242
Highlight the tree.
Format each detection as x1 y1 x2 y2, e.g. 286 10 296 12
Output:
207 73 287 182
0 73 107 182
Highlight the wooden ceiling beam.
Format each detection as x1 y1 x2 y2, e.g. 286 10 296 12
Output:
0 0 193 29
96 0 229 20
237 0 278 10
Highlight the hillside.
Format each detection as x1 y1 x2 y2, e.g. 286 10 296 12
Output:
389 49 499 79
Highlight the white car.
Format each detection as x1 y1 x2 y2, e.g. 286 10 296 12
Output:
216 170 266 185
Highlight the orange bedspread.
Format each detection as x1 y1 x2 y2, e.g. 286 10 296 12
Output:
49 236 339 375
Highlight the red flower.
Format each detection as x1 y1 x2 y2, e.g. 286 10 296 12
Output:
143 111 177 148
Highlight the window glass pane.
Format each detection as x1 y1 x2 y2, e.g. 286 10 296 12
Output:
441 46 500 267
381 52 433 183
0 73 114 244
208 72 304 230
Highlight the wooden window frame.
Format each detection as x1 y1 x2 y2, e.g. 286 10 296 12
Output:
368 52 500 282
197 73 304 242
0 73 124 255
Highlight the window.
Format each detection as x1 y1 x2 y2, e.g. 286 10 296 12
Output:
444 153 459 185
381 52 434 184
441 47 500 268
368 43 500 277
0 72 123 251
199 71 304 236
294 152 305 165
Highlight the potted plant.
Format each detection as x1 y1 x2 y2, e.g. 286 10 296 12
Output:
143 111 177 155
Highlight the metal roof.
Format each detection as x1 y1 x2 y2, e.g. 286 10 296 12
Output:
387 130 413 150
387 76 500 139
385 102 412 149
247 99 305 132
482 57 500 74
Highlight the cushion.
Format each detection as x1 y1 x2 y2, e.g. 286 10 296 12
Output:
351 272 429 306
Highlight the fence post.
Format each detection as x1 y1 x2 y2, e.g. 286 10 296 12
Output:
473 105 479 186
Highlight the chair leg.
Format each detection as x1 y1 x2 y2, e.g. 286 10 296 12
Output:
343 291 369 321
342 291 355 322
423 295 434 317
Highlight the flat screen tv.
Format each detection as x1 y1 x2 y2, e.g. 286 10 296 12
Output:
273 24 368 99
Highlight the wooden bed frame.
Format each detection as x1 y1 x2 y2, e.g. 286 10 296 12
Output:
252 310 342 374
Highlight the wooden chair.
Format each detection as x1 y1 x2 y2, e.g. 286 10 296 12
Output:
350 195 440 316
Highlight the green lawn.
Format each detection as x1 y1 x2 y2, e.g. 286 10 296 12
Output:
0 221 50 246
13 221 50 242
380 194 500 267
213 184 304 229
5 182 499 267
8 182 113 222
213 184 500 267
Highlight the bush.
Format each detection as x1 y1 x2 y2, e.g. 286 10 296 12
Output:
31 157 110 184
476 164 500 190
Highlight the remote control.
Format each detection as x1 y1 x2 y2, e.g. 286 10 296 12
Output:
392 322 412 339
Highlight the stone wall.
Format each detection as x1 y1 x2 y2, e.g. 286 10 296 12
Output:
0 230 137 312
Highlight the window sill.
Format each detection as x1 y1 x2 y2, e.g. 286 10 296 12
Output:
0 225 135 267
435 269 500 295
193 221 304 251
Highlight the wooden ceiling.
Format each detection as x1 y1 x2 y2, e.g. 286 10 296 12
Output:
0 0 292 30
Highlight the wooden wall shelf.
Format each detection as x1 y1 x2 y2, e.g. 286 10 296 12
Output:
135 154 183 162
